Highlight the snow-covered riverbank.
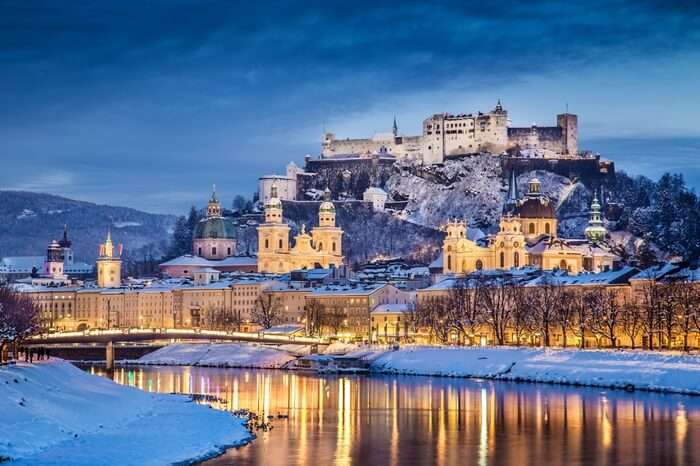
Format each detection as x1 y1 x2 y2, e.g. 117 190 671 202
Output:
135 342 296 368
370 346 700 395
0 360 253 465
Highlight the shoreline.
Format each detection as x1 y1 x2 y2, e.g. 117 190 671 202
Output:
97 342 700 397
0 359 255 465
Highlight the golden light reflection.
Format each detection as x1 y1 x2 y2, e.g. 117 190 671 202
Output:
82 365 700 466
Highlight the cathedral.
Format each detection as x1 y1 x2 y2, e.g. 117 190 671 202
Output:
442 174 615 275
257 185 343 273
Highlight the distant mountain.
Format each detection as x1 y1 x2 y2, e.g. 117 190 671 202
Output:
0 191 176 262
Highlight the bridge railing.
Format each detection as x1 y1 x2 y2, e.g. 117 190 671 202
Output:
29 328 327 344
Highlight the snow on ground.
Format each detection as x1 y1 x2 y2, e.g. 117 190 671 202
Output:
371 346 700 395
323 341 360 354
0 359 252 465
136 342 296 368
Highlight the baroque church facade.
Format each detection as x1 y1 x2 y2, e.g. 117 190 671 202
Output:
442 175 615 276
257 186 343 273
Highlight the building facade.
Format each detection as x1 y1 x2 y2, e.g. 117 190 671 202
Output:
96 230 122 288
322 102 579 165
443 178 614 275
257 186 343 273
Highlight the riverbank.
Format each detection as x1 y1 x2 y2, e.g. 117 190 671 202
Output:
0 359 253 465
370 346 700 395
134 342 297 368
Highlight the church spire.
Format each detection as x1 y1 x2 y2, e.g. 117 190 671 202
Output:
504 169 519 215
392 115 398 137
584 190 607 243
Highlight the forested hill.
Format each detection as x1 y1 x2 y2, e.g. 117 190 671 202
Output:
0 191 176 262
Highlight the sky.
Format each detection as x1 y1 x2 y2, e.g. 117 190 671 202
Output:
1 0 699 214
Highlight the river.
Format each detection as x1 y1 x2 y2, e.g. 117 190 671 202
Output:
83 364 700 466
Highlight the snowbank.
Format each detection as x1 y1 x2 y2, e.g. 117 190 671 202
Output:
136 342 296 368
0 360 252 465
371 346 700 395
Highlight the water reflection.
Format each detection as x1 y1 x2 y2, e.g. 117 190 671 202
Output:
85 365 700 466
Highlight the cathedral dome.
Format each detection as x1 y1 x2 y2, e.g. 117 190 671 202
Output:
193 216 236 240
516 197 556 219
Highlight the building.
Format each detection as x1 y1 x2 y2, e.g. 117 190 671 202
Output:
322 117 423 160
322 102 579 165
258 162 307 203
0 226 93 283
193 188 237 260
363 186 388 211
442 177 614 275
160 189 257 278
257 186 343 273
96 230 122 288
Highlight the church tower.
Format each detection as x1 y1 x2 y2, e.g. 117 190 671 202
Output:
44 240 65 279
257 183 291 273
97 229 122 288
312 187 343 266
584 191 607 243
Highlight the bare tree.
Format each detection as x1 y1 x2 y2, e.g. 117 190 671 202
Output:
480 277 516 346
416 296 451 344
510 284 532 346
529 275 563 347
619 298 644 349
670 280 699 352
0 286 39 362
253 294 281 329
570 290 594 349
638 277 662 349
555 288 576 348
401 301 421 342
305 299 325 337
204 307 241 331
323 305 346 336
448 278 483 345
589 288 622 348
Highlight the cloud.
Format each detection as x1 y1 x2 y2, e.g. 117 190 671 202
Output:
1 0 699 213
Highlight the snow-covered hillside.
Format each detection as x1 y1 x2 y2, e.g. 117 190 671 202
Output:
0 360 252 465
386 155 592 236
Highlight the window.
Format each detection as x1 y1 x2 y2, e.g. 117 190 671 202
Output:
265 239 269 249
227 247 231 255
545 223 551 235
560 259 567 270
198 247 202 256
475 260 483 271
278 239 283 249
514 252 519 267
447 255 452 270
529 223 535 234
211 247 217 256
499 252 505 268
332 242 336 252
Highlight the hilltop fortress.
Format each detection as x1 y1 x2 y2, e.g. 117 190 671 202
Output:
322 101 578 164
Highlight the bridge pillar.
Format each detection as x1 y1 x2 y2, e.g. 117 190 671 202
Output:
105 341 114 370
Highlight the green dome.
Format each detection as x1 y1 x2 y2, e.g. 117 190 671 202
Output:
319 200 335 213
193 217 237 240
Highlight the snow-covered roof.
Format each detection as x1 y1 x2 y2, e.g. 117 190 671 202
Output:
525 266 639 287
429 253 443 269
372 303 411 314
310 283 388 296
160 255 257 268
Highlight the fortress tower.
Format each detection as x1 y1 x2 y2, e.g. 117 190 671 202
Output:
97 229 122 288
557 113 578 156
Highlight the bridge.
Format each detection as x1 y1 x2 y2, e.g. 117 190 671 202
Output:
28 328 328 368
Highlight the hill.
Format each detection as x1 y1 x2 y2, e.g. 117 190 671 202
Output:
0 191 176 262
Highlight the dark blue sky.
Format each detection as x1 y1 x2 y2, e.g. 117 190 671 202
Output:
2 0 699 214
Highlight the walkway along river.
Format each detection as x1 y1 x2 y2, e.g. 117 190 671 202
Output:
83 364 700 466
